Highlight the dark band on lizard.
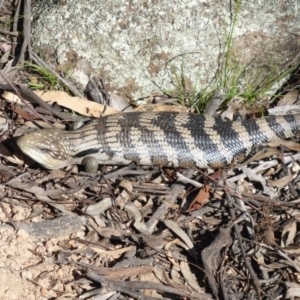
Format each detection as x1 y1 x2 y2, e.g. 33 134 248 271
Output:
16 112 300 172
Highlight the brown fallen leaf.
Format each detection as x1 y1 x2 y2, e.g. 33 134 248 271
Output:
180 261 205 293
188 169 222 212
241 148 281 166
202 225 233 298
3 90 120 117
268 140 300 152
11 106 40 121
281 217 297 248
277 90 299 106
188 183 210 213
91 265 153 280
266 173 295 189
164 219 196 260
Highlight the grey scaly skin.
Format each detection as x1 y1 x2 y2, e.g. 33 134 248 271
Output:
16 112 300 172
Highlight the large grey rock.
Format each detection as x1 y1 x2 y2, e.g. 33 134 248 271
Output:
32 1 300 101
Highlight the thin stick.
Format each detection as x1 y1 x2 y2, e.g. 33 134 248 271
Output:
18 0 32 64
0 29 19 37
176 171 203 188
11 0 22 56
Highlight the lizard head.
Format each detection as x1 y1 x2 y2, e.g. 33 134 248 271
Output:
17 129 72 170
